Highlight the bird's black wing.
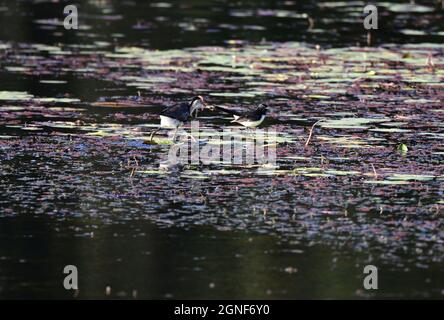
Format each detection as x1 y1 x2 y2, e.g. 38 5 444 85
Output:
237 109 262 121
161 103 190 122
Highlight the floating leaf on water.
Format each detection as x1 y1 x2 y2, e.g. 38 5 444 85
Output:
284 156 310 161
385 3 434 13
404 99 440 104
136 170 167 175
205 169 243 175
121 75 176 83
6 67 30 72
0 106 25 111
181 171 210 180
400 29 427 36
397 143 408 154
379 122 408 127
86 130 113 137
21 126 43 131
305 95 331 100
325 169 360 176
370 128 411 133
209 92 258 98
150 2 173 8
388 174 435 182
90 101 143 108
364 180 409 185
39 80 68 84
143 137 174 145
38 121 78 129
418 133 444 139
256 169 293 176
0 91 34 101
35 98 80 103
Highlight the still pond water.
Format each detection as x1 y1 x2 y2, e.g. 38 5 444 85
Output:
0 0 443 298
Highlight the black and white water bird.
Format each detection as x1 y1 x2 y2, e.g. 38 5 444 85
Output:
149 95 205 141
212 104 268 128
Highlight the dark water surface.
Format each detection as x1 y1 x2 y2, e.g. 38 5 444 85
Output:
2 0 444 48
0 0 444 299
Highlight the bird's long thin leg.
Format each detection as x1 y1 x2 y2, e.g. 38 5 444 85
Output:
181 125 197 142
187 132 197 142
172 127 179 141
149 127 160 141
245 127 254 140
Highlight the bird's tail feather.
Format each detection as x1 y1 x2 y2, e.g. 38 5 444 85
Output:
213 105 242 117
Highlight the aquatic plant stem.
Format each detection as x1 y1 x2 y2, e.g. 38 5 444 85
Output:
371 164 378 179
305 119 323 147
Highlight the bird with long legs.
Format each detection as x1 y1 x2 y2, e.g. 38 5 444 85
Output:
149 96 206 141
212 104 268 128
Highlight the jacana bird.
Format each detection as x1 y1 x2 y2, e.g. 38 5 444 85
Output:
212 104 268 128
149 96 206 141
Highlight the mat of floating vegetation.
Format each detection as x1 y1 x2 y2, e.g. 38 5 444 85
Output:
0 41 443 269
